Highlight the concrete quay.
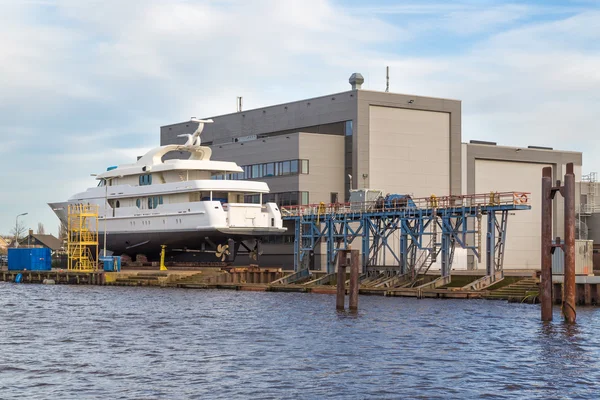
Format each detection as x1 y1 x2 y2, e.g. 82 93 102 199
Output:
2 267 600 306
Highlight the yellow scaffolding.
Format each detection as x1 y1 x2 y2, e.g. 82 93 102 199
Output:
67 204 99 271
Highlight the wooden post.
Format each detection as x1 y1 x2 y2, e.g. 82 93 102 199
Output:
349 250 360 312
336 251 347 311
541 166 553 321
563 163 576 323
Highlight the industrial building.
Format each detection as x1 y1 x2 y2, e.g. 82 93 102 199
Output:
161 73 583 271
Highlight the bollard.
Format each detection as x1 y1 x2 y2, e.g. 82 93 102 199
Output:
563 163 576 323
336 251 347 310
349 250 359 312
541 167 553 321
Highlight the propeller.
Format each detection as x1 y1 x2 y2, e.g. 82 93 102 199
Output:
215 244 230 261
249 241 263 261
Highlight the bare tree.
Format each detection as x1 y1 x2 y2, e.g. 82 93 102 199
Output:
58 223 68 242
10 220 26 244
37 222 45 235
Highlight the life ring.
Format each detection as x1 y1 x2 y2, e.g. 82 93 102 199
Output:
520 194 528 204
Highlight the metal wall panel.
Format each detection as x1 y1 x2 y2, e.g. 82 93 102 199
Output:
552 240 594 275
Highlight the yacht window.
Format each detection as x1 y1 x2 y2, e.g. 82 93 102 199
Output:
213 192 228 204
159 196 164 205
136 199 141 208
148 198 153 209
244 194 260 204
116 200 120 208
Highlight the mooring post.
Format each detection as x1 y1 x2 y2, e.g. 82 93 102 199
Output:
563 163 576 323
336 250 348 310
349 250 360 312
541 167 553 321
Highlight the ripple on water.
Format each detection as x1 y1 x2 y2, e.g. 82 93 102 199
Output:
1 285 600 399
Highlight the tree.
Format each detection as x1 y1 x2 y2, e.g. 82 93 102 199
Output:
10 220 26 243
37 222 45 235
58 223 68 242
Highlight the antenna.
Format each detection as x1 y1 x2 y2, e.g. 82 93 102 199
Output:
236 96 243 112
385 66 389 92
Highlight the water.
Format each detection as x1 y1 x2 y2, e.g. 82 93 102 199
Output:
1 284 600 399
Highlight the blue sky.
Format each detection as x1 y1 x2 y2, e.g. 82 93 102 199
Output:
1 0 599 236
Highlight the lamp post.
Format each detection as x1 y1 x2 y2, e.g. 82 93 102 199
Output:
15 212 28 248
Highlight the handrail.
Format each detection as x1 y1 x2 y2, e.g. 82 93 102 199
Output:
281 191 531 217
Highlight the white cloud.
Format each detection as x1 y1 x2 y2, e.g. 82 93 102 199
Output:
0 0 599 235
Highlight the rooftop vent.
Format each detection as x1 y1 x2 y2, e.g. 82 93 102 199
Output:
470 140 497 146
349 73 364 90
528 145 553 150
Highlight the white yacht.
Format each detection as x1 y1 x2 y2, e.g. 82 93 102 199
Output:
49 119 286 263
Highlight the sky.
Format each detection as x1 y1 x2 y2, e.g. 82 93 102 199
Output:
1 0 599 237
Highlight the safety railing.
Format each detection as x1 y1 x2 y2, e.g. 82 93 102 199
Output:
281 191 531 217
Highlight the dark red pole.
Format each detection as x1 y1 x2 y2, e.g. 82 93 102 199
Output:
563 163 576 323
349 250 359 312
541 167 553 321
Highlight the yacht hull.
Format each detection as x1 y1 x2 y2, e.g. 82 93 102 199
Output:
99 228 283 263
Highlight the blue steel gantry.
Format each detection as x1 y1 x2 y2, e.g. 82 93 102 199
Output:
281 192 531 282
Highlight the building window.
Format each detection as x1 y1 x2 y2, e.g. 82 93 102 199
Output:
230 159 309 180
345 120 353 136
301 160 309 174
264 191 309 206
301 192 309 205
266 163 275 177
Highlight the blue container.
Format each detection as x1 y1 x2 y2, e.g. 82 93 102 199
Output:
8 248 52 271
101 256 121 272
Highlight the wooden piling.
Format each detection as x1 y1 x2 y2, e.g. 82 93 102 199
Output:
349 250 359 312
336 252 347 311
541 166 553 321
563 163 576 323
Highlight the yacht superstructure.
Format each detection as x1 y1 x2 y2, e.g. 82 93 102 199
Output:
49 119 286 263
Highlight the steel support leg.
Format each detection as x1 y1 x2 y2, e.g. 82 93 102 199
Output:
441 216 451 277
400 231 408 275
362 216 370 274
327 218 335 274
294 220 301 272
486 212 496 276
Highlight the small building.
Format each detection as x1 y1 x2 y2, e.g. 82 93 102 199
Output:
18 230 64 252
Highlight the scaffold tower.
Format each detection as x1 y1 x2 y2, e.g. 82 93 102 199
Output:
67 204 99 271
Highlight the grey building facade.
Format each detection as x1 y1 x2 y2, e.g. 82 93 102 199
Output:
160 75 584 270
160 76 462 268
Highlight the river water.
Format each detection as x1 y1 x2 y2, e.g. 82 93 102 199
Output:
1 283 600 399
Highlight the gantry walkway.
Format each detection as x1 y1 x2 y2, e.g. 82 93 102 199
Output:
281 192 531 286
